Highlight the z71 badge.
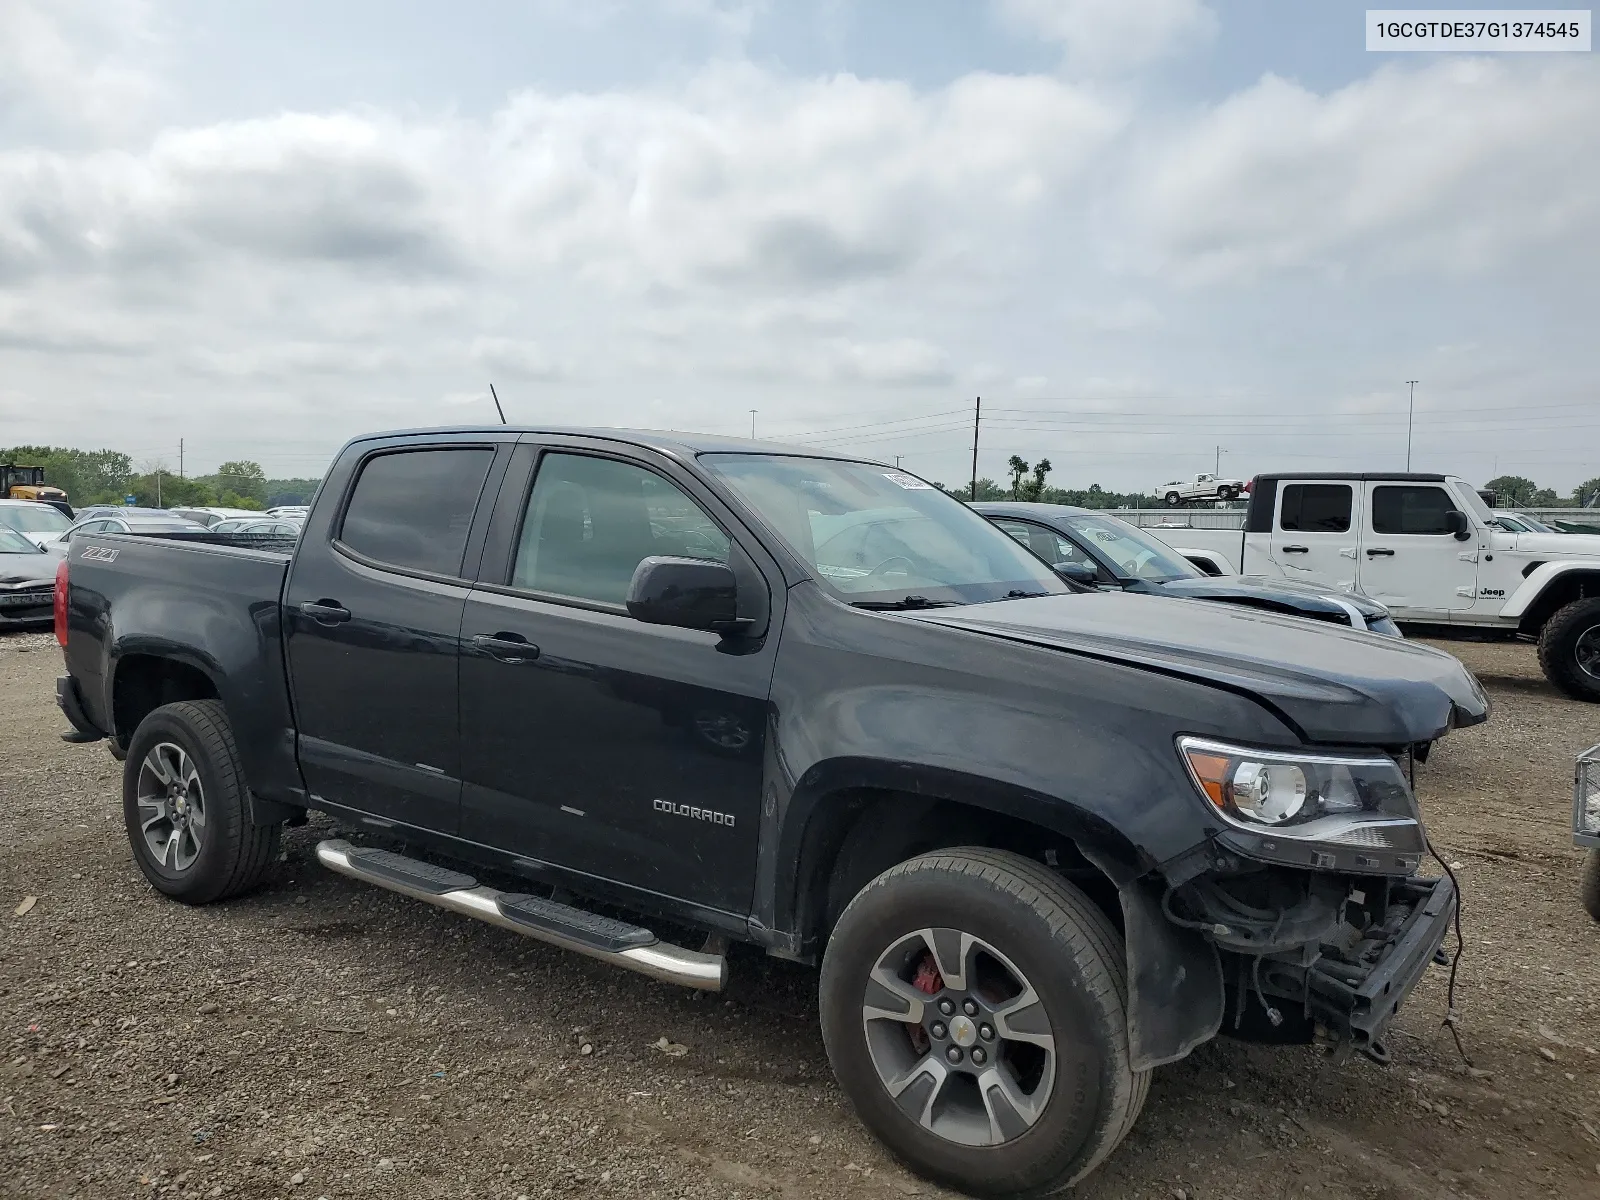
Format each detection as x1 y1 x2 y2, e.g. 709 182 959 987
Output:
80 546 119 562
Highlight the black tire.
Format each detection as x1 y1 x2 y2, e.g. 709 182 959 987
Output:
1582 850 1600 923
1164 492 1181 507
122 700 280 904
1536 597 1600 702
819 848 1148 1197
1219 486 1238 502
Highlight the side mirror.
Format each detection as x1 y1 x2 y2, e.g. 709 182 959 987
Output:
1445 510 1471 540
626 556 743 633
1053 560 1099 586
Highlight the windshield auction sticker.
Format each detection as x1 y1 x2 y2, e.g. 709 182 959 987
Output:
1368 10 1591 50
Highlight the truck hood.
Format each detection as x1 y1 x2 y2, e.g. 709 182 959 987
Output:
907 592 1487 745
1157 575 1392 622
1508 532 1600 557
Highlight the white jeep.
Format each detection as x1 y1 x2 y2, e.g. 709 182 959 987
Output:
1145 472 1600 702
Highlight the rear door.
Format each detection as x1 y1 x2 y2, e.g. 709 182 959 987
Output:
457 438 780 916
284 438 509 831
1269 481 1358 590
1357 482 1477 616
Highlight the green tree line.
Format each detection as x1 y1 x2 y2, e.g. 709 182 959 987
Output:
0 445 321 511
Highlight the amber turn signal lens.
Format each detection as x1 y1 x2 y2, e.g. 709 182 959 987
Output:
1184 750 1231 806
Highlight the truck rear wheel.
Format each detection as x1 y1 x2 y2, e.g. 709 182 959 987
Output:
1536 597 1600 702
819 848 1147 1197
122 700 280 904
1164 492 1181 507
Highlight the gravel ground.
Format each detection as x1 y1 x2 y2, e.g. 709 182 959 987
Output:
2 629 1598 1199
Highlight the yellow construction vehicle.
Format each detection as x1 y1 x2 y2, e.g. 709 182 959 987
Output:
0 464 68 504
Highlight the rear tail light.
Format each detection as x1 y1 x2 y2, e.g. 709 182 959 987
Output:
54 557 69 647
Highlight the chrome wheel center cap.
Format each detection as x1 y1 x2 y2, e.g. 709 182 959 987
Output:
949 1014 978 1048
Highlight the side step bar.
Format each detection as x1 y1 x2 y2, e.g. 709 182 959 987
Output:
314 839 726 991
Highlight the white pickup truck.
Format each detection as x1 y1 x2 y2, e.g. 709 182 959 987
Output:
1146 472 1600 701
1156 473 1247 506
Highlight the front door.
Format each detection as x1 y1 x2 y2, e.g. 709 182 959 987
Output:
1357 482 1478 616
284 443 500 831
1269 481 1358 590
459 445 776 916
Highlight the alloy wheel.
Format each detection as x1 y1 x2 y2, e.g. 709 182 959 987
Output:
135 742 207 872
1577 624 1600 681
861 927 1055 1148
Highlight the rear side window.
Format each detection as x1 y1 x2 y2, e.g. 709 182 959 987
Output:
339 448 494 576
1372 485 1455 535
1279 484 1352 532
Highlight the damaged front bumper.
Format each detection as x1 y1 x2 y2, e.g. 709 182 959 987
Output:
1174 867 1456 1062
1302 874 1455 1059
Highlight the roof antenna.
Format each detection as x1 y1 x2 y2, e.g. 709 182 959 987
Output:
489 382 508 425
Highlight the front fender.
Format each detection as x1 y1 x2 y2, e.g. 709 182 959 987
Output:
1500 561 1600 620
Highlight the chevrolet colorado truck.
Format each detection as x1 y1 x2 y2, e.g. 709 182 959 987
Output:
1144 472 1600 702
55 428 1486 1196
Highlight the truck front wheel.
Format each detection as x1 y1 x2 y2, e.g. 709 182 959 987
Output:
1536 597 1600 702
122 700 281 904
819 848 1148 1197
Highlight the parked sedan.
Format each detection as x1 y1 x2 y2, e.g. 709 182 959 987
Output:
974 502 1402 637
0 498 74 549
45 512 211 556
0 526 57 628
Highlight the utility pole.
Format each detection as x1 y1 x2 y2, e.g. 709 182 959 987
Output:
179 439 184 479
969 396 982 501
1214 445 1221 475
749 410 758 439
155 468 161 507
894 455 903 469
1405 380 1418 471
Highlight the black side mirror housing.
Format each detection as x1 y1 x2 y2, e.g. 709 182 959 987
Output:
1446 510 1471 540
626 556 744 633
1053 560 1099 586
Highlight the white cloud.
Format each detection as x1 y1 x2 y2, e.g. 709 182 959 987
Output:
0 0 163 142
995 0 1217 72
470 336 565 380
1134 59 1600 283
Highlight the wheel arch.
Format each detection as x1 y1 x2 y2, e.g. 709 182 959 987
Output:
1508 565 1600 634
774 760 1223 1074
777 762 1142 951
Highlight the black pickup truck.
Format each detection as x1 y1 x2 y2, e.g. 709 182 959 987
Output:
55 427 1486 1197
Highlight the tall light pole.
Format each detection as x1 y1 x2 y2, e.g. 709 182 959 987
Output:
1215 445 1222 475
1405 380 1418 471
749 409 757 439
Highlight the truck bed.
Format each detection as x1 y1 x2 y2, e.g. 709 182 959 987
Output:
60 531 304 812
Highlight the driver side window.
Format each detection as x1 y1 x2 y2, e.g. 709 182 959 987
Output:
511 453 730 605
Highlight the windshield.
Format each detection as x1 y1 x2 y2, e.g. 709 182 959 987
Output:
0 527 42 553
1453 481 1494 524
0 505 72 534
1058 513 1199 582
701 455 1068 606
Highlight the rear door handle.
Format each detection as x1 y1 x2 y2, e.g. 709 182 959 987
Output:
473 632 540 664
1281 545 1309 554
1365 547 1395 557
299 600 351 625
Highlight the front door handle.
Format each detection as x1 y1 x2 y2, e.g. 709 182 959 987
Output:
473 632 540 664
300 600 351 625
1365 547 1395 557
1281 545 1309 554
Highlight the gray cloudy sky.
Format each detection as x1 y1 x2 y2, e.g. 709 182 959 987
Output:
2 0 1597 491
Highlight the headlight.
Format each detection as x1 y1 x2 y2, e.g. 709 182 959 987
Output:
1179 736 1426 872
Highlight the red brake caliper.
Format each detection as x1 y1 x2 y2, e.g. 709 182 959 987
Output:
906 953 944 1054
